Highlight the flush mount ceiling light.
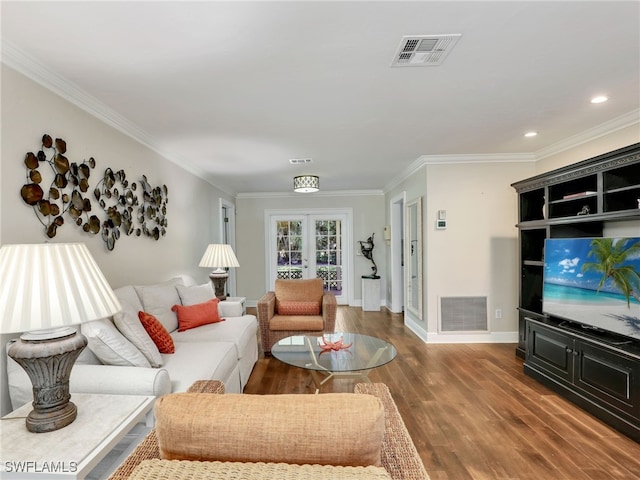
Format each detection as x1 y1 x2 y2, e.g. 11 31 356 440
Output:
293 175 319 193
524 131 538 138
591 95 608 104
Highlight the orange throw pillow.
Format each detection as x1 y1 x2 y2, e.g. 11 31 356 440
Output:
138 311 175 354
171 299 224 332
278 301 321 315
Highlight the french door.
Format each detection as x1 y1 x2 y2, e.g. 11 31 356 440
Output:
266 210 350 304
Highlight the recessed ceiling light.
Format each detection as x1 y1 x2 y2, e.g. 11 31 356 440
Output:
524 131 538 138
590 95 608 104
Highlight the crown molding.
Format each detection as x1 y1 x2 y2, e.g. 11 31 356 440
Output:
383 152 534 193
384 109 640 194
1 39 234 197
383 156 427 193
533 109 640 160
418 152 536 165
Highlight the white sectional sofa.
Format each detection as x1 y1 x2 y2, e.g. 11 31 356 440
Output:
7 276 259 411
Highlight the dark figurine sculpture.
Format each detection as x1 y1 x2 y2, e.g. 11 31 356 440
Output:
359 233 380 279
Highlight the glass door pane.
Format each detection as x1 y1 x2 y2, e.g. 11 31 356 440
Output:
313 219 343 295
269 211 349 303
276 219 304 280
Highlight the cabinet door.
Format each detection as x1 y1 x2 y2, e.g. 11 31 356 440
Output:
575 341 640 418
526 321 574 383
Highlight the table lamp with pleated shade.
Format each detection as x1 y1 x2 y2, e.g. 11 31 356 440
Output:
198 244 240 300
0 243 121 433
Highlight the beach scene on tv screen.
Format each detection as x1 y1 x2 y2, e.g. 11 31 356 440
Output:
543 237 640 340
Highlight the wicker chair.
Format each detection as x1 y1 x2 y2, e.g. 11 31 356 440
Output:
256 278 337 354
108 381 430 480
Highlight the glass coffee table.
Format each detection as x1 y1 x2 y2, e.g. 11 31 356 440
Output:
271 332 397 393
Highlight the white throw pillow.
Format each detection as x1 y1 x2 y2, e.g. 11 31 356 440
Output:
82 318 151 368
113 284 144 311
136 284 181 333
176 283 216 306
113 300 163 367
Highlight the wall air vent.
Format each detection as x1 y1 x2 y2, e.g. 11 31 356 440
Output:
439 296 488 332
391 34 462 67
289 158 313 165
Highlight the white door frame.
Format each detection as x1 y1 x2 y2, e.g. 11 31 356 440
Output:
265 208 353 305
389 192 406 313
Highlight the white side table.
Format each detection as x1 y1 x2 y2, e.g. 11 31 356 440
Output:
1 393 154 479
362 277 381 311
223 296 246 315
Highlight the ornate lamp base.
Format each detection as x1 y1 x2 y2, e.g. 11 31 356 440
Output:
209 272 229 301
8 327 87 433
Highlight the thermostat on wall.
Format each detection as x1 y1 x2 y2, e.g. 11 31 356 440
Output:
436 219 447 229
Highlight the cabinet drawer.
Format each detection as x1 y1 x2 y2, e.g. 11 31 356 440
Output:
576 341 640 418
526 322 573 383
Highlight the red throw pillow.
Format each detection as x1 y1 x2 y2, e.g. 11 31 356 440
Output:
278 301 321 315
171 299 224 332
138 311 175 354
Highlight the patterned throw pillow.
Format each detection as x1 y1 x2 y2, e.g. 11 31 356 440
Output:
171 298 224 332
138 311 175 354
277 301 321 316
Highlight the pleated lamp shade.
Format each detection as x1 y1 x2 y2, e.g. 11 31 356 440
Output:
0 243 121 334
198 244 240 269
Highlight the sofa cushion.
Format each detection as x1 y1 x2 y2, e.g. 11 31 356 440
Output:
269 315 324 331
176 283 216 306
139 312 175 354
114 299 163 367
171 315 257 359
113 284 144 312
128 459 392 480
160 341 238 393
81 318 151 367
135 283 181 333
172 299 223 332
277 300 321 315
155 392 385 467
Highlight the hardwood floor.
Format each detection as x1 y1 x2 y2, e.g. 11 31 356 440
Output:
245 306 640 480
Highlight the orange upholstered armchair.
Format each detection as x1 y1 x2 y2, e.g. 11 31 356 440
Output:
257 278 337 354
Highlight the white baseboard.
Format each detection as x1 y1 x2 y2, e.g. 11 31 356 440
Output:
425 331 519 343
405 318 428 342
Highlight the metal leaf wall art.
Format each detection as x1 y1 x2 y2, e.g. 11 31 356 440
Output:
21 133 169 251
21 134 100 238
93 170 168 250
138 175 169 242
94 168 140 250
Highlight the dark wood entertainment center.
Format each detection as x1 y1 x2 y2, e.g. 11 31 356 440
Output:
512 142 640 441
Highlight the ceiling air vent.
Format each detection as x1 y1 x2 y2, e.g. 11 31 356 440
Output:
391 34 461 67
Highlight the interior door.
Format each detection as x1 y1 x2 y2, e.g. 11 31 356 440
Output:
268 212 348 303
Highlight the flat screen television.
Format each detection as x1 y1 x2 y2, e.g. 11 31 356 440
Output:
543 237 640 341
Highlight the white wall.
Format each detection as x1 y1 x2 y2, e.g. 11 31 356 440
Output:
386 161 534 341
424 161 534 342
235 193 385 304
0 65 232 414
383 126 639 343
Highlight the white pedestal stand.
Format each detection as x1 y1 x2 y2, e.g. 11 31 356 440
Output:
362 277 381 311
